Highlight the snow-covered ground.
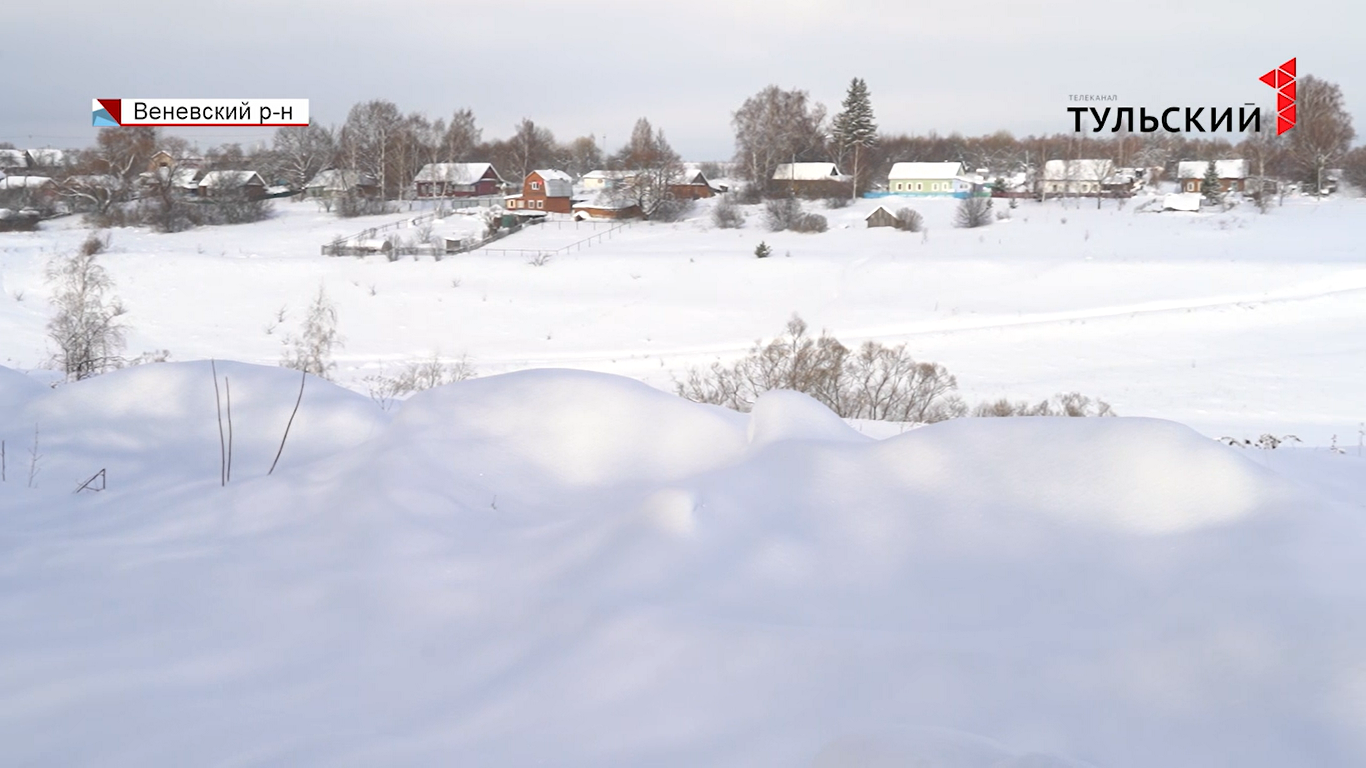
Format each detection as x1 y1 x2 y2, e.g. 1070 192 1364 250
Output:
1 194 1365 765
1 362 1364 766
1 192 1363 442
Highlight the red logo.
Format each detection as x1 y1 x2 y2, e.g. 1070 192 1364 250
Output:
1259 58 1296 135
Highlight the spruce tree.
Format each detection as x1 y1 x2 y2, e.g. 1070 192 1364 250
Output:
831 78 878 201
1200 160 1223 205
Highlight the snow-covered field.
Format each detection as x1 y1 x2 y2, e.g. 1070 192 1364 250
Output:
1 194 1365 766
1 192 1363 441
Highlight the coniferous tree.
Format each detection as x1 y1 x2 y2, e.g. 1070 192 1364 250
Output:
831 78 878 200
1201 160 1223 205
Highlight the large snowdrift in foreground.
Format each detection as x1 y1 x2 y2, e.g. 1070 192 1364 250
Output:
1 363 1363 767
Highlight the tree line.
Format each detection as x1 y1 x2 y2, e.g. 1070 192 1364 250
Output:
24 74 1364 229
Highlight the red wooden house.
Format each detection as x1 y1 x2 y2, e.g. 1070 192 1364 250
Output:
505 169 573 214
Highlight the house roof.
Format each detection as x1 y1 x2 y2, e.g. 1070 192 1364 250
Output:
1042 159 1116 181
25 149 64 166
888 161 963 180
674 170 710 185
865 205 895 220
0 176 53 189
1177 159 1248 180
65 174 120 188
772 162 847 181
199 170 264 188
530 169 572 182
582 169 634 181
413 162 501 185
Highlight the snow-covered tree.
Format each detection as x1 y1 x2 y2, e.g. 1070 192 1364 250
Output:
731 86 827 193
1289 76 1355 195
45 238 128 381
282 285 342 380
830 77 877 200
611 118 684 220
1200 160 1223 205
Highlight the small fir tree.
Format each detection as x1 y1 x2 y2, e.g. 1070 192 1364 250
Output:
1201 160 1224 205
754 241 773 259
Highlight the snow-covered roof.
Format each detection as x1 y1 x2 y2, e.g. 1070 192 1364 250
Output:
674 170 710 186
865 205 895 219
582 169 634 181
65 174 120 189
531 169 572 182
1042 159 1116 181
199 170 264 188
305 169 375 191
1177 159 1248 180
0 175 53 189
772 162 847 181
413 162 500 185
887 162 963 180
25 149 64 166
0 149 27 168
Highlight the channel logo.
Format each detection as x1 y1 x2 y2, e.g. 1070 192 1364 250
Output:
1258 58 1296 135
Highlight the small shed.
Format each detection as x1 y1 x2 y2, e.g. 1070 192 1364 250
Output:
865 205 898 228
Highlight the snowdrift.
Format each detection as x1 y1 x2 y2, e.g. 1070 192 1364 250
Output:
0 364 1361 768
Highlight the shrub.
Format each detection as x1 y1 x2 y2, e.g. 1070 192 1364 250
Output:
894 208 924 232
364 355 476 411
711 193 744 229
79 232 109 256
651 197 694 223
336 189 390 218
764 197 802 231
754 241 772 258
676 315 965 423
824 196 850 209
954 196 992 228
971 392 1115 417
790 212 828 233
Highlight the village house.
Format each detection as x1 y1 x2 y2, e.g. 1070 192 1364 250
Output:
505 169 573 214
0 175 57 209
412 162 504 198
198 170 267 199
771 162 851 197
304 169 379 199
1039 159 1130 197
572 193 642 220
1176 159 1249 194
886 162 977 197
668 169 717 200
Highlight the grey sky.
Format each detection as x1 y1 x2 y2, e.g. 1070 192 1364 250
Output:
3 0 1363 159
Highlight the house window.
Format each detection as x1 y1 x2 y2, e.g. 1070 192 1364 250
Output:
916 182 923 191
536 200 543 209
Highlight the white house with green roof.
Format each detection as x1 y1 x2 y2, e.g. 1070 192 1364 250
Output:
886 161 981 197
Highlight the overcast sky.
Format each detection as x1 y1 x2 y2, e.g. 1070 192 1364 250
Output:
3 0 1363 159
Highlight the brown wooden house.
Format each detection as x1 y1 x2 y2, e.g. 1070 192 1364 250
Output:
505 169 573 214
667 170 716 200
413 162 504 198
